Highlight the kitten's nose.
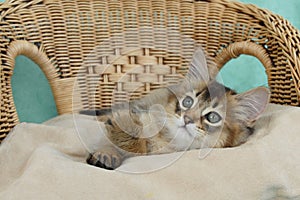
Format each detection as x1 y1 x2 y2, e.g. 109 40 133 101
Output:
184 115 194 125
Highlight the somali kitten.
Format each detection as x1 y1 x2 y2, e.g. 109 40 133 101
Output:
80 49 270 170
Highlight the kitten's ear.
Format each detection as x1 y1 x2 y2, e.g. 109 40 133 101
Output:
186 48 210 83
235 87 270 122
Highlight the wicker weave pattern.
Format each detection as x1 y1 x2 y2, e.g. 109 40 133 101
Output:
0 0 300 141
77 47 184 109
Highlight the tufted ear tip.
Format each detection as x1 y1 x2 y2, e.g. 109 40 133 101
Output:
186 47 210 83
236 87 270 122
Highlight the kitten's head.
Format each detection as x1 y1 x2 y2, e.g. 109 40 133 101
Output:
165 48 270 149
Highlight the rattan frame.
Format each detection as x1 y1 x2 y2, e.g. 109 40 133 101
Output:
1 0 300 141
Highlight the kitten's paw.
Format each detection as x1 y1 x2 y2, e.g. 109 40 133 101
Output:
87 151 122 170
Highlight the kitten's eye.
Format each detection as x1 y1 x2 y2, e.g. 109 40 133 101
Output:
182 96 194 108
205 112 222 123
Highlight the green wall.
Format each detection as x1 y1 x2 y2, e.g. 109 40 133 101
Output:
2 0 299 123
11 56 58 123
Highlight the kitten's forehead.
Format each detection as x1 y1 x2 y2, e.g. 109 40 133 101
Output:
168 79 231 106
173 80 207 96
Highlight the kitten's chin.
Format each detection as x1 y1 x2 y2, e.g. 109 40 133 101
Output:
166 118 204 148
177 126 193 137
178 125 204 141
174 126 205 150
169 117 202 138
183 124 203 138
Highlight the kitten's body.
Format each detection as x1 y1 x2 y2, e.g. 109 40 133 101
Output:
82 49 270 170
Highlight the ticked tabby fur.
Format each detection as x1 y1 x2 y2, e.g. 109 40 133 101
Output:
81 49 270 170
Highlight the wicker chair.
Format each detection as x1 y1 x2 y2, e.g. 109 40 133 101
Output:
0 0 300 142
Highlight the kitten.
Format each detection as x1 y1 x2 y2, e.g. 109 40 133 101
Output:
80 49 270 170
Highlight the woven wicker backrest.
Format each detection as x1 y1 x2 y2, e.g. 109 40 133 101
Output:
1 0 300 141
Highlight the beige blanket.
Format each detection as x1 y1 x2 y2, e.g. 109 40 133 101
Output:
0 104 300 200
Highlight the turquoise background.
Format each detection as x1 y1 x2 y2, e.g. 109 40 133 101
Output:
3 0 299 123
